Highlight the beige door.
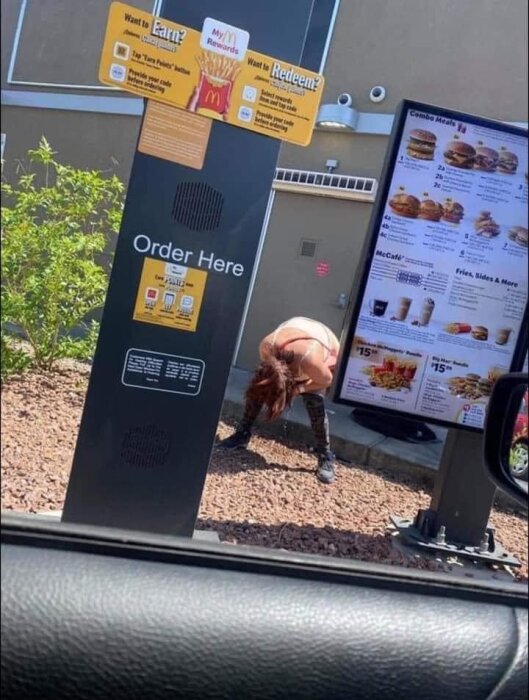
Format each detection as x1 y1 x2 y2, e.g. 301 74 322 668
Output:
236 191 374 369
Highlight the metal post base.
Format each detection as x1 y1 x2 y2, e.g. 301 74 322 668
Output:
390 513 521 568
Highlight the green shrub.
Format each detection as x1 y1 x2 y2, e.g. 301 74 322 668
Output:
1 332 32 381
54 319 101 362
1 138 124 373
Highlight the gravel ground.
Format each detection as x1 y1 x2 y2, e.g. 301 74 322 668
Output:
2 364 527 583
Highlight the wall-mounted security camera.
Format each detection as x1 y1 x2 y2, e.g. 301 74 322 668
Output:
337 93 353 107
369 86 386 103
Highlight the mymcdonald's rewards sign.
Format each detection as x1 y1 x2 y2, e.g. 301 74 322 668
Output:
99 2 325 146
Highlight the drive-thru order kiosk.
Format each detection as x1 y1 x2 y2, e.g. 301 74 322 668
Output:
334 100 528 562
63 0 327 535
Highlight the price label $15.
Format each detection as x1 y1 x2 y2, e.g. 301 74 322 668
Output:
431 361 453 374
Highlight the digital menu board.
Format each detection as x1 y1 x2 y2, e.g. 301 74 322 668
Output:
334 101 528 431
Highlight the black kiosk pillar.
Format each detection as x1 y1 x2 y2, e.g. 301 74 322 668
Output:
63 0 316 536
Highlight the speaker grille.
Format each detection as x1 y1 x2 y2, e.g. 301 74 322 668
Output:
172 182 224 232
121 425 171 468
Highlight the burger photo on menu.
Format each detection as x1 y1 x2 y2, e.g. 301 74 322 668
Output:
388 191 420 218
443 140 476 169
473 145 499 173
418 196 444 222
474 210 500 238
406 129 437 160
507 226 528 248
471 325 489 341
497 149 518 174
441 198 464 224
448 373 494 400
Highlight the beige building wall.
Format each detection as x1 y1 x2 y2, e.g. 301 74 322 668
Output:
236 0 528 367
1 0 150 183
323 0 528 121
1 0 527 367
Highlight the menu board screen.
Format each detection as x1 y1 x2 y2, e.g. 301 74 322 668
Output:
334 101 528 431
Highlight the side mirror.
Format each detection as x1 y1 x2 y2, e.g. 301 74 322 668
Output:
484 373 528 509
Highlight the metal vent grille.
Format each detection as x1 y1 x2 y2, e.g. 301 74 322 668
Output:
273 168 377 201
172 182 224 231
299 239 317 257
121 425 171 468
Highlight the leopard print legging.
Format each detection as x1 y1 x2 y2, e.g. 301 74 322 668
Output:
238 392 330 453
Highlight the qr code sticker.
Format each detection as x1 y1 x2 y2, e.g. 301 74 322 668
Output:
113 42 130 61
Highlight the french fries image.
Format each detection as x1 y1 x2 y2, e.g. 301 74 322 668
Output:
195 51 241 82
362 357 418 390
187 51 241 119
444 322 471 334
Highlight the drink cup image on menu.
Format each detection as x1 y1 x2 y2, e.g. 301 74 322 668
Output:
394 297 412 321
495 327 513 346
418 297 435 326
369 298 388 317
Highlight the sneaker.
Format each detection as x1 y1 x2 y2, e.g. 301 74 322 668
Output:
217 429 251 451
316 450 335 484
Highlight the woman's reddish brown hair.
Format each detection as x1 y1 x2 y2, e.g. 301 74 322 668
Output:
245 348 304 421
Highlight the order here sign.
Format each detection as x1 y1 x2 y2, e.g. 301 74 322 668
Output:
99 2 325 146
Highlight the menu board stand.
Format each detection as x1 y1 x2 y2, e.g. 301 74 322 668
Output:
333 99 527 567
390 429 520 566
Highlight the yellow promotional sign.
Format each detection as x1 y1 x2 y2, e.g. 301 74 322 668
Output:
133 257 208 332
99 2 325 146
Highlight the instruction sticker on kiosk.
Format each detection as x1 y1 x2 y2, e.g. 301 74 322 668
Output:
99 2 324 146
133 258 207 332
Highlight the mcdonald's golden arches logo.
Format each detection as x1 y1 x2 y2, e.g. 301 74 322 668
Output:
204 90 221 108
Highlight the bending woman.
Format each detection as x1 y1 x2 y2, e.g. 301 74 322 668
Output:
218 317 340 484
